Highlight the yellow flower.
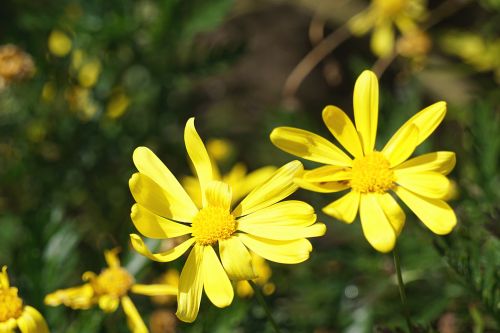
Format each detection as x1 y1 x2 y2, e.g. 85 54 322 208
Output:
45 249 178 333
0 266 50 333
0 44 35 90
206 138 234 162
236 253 275 298
348 0 427 57
129 118 326 322
182 141 276 207
48 30 72 57
271 70 456 253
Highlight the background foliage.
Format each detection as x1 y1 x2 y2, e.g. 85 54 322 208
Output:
0 0 499 332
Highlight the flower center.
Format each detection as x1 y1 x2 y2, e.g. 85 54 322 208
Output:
0 287 23 322
93 267 134 297
374 0 406 16
191 206 236 246
350 152 395 193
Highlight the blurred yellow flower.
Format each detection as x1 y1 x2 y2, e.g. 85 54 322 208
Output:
348 0 427 57
129 118 326 322
396 29 431 60
65 86 98 120
48 30 72 57
45 249 177 333
271 70 456 253
441 31 500 82
106 90 131 119
0 266 50 333
182 139 276 207
236 253 275 298
206 138 234 162
0 44 35 89
151 269 179 306
78 59 101 88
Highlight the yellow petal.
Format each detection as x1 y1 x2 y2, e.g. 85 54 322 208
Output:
205 181 232 210
131 204 192 239
202 246 234 308
395 171 450 199
371 22 395 58
322 191 360 223
394 186 457 235
130 234 194 262
270 127 352 166
0 266 10 288
0 317 17 331
353 70 379 154
394 152 456 175
237 200 316 227
17 306 49 333
129 173 197 222
233 161 302 216
131 284 177 296
382 124 419 167
396 101 447 146
239 223 326 241
104 248 121 268
120 296 148 333
98 295 120 312
348 10 376 35
133 146 198 218
219 237 256 281
293 177 349 193
322 105 363 158
185 118 213 206
176 245 204 323
44 284 95 309
376 193 405 236
359 194 396 253
237 234 312 264
302 165 352 183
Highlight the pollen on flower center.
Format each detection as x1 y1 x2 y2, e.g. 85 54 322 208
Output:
191 206 236 246
93 267 134 297
374 0 406 16
350 152 395 193
0 287 23 322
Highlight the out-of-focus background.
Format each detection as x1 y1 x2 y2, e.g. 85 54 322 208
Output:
0 0 499 332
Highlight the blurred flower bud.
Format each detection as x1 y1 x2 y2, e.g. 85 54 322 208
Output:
48 30 72 57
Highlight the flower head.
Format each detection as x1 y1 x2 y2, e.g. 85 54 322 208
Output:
0 266 49 333
348 0 427 57
129 118 326 322
0 44 35 90
45 249 178 333
271 70 457 253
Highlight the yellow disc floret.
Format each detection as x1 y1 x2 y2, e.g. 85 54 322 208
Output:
92 267 134 297
191 206 237 246
350 152 395 193
0 287 23 322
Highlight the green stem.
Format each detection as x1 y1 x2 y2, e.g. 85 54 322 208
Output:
393 244 414 333
249 280 282 333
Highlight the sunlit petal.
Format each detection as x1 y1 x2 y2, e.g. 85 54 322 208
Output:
382 124 419 167
130 204 192 239
185 118 213 206
322 191 360 223
302 165 352 183
359 194 396 253
294 177 349 193
131 284 177 296
377 193 405 236
322 105 363 158
270 127 352 166
130 234 195 262
202 246 234 308
353 70 378 154
237 234 312 264
394 186 457 235
176 245 204 323
205 181 232 210
219 236 256 281
121 296 148 333
395 171 450 199
394 151 456 175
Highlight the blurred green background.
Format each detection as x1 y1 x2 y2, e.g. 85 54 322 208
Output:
0 0 499 332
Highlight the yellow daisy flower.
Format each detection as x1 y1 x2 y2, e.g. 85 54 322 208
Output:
0 266 50 333
45 249 177 333
271 70 457 253
129 117 326 322
348 0 427 57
